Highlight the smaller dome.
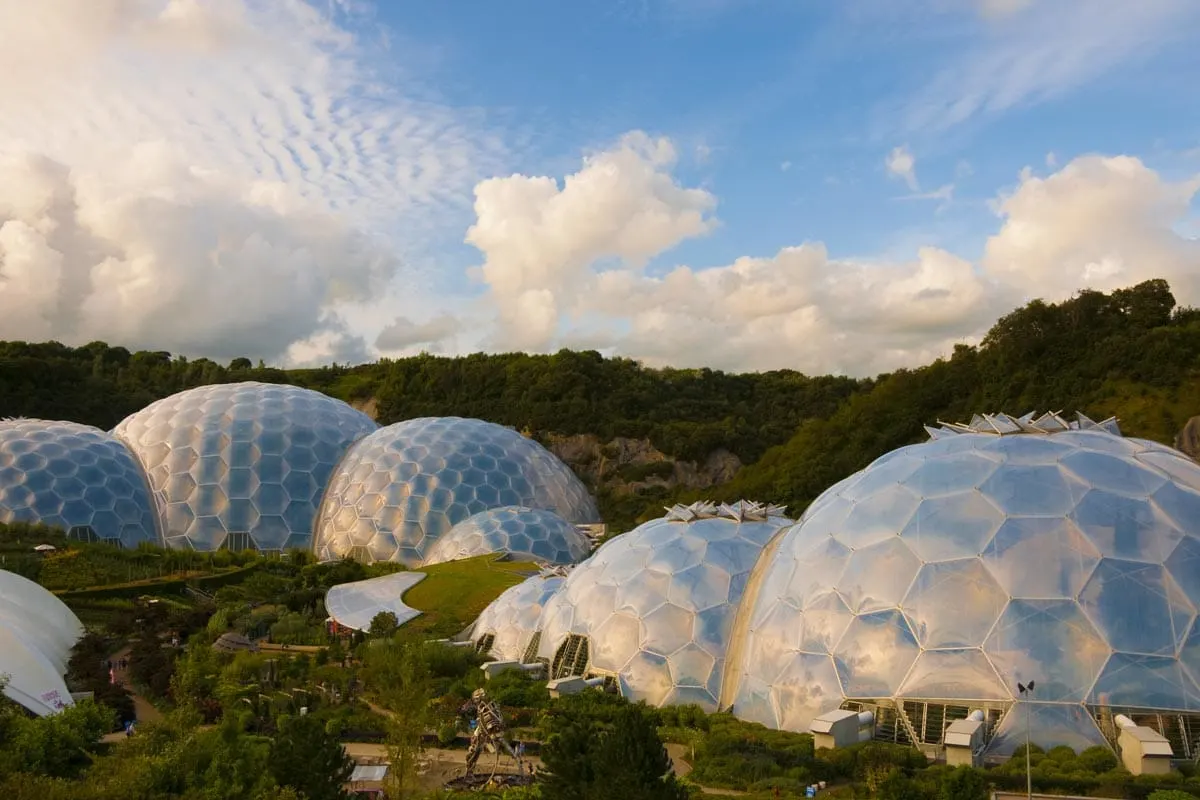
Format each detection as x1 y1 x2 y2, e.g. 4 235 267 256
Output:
0 418 160 548
536 500 792 711
313 417 600 566
471 572 567 662
422 506 592 567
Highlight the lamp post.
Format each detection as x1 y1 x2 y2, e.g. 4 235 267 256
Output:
1017 680 1036 800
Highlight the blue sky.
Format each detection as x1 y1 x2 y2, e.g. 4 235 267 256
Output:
0 0 1197 374
364 0 1199 262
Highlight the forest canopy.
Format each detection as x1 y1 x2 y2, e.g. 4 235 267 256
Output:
2 279 1198 526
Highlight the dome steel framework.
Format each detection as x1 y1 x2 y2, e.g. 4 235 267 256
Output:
313 417 599 566
113 382 377 551
723 412 1200 756
0 418 159 548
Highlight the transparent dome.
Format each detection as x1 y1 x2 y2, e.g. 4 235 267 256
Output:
0 419 159 548
422 506 591 567
725 412 1200 755
471 572 567 662
113 382 377 551
536 501 791 711
313 417 600 566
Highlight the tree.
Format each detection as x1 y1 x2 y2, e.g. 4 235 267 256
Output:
269 713 355 800
362 639 431 798
369 611 400 638
0 699 114 780
938 766 989 800
540 699 688 800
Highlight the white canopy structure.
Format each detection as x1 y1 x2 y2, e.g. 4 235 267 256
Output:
0 570 83 716
324 571 427 632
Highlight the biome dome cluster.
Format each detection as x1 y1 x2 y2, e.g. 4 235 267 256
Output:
0 383 598 570
465 412 1200 759
312 416 600 566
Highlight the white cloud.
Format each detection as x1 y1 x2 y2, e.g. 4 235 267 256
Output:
0 0 506 362
899 0 1200 135
466 131 718 351
886 145 920 190
780 160 792 172
462 133 1200 376
0 146 395 360
983 155 1200 300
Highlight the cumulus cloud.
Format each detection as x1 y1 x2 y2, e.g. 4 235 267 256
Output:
464 133 1200 375
466 131 718 350
886 145 920 190
0 0 505 363
983 155 1200 300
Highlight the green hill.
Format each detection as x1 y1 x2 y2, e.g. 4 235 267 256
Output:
2 279 1199 529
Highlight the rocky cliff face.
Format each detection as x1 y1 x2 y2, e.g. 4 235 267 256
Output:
545 433 742 495
349 399 738 495
1176 417 1200 459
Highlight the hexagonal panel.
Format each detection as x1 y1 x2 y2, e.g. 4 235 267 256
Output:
1165 536 1200 609
902 559 1007 648
896 649 1009 700
619 650 674 707
900 491 1005 561
0 419 159 547
1089 653 1200 710
979 464 1088 516
1071 489 1183 563
1061 450 1168 498
772 652 844 732
312 417 599 565
982 517 1100 599
1079 559 1194 656
838 485 922 550
904 451 1001 498
985 599 1110 702
838 537 921 614
114 382 376 551
833 610 920 697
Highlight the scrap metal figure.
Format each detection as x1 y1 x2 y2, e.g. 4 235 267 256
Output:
462 688 526 781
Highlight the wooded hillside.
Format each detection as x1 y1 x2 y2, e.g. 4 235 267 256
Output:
2 279 1198 529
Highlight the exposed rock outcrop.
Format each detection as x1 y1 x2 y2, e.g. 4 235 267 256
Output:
1176 417 1200 460
545 433 741 495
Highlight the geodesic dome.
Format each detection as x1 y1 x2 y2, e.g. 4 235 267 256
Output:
312 417 600 566
113 382 377 552
470 571 567 662
422 506 591 567
0 418 159 547
724 411 1200 756
536 500 791 711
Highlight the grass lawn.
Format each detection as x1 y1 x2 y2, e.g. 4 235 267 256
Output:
399 555 536 639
